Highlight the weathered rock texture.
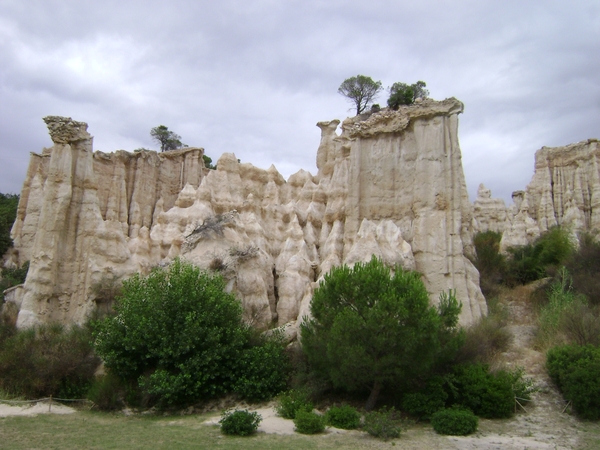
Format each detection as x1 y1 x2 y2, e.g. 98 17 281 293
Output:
472 139 600 251
8 100 487 329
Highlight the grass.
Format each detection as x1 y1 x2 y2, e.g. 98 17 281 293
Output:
0 410 399 450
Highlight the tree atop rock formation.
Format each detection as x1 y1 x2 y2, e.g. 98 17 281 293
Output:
150 125 184 152
338 75 383 115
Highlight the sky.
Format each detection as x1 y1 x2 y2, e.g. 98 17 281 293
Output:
1 1 599 204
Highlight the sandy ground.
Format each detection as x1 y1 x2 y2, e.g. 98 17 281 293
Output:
0 400 75 417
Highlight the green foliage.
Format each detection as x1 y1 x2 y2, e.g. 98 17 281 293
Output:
325 405 361 429
0 261 29 292
363 407 401 440
447 363 532 419
93 259 248 407
401 376 448 420
455 313 511 365
233 332 290 402
219 409 262 436
0 193 19 257
547 344 600 420
203 154 216 170
293 410 326 434
275 389 313 419
387 81 429 109
86 372 126 411
473 231 505 296
0 323 98 398
537 268 589 347
338 75 383 115
505 227 574 285
431 407 478 435
301 256 462 410
565 233 600 306
150 125 184 152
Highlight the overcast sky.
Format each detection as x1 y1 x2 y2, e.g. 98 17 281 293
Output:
1 1 598 205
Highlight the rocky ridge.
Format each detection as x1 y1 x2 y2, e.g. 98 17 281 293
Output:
6 99 486 330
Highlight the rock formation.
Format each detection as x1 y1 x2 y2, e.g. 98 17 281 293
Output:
472 139 600 251
6 99 487 330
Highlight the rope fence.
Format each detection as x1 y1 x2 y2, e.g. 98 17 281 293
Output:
0 395 94 412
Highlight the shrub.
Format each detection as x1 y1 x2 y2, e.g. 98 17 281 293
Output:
401 377 448 420
0 193 19 257
325 404 361 429
87 372 125 411
0 261 29 292
363 407 401 440
547 344 600 420
455 314 511 365
275 389 313 419
473 231 505 296
448 363 515 419
293 410 326 434
233 332 290 402
219 409 262 436
565 233 600 306
559 301 600 346
505 227 574 285
431 408 478 435
0 323 99 399
301 256 462 410
93 259 249 407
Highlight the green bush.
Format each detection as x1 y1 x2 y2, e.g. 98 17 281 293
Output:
0 323 99 399
431 407 478 435
275 389 313 419
293 410 326 434
455 314 511 365
325 404 361 429
301 256 462 410
448 364 515 419
473 231 506 296
565 233 600 306
93 259 249 407
87 373 126 411
219 409 262 436
547 344 600 420
505 227 574 285
363 407 401 440
0 261 29 292
0 193 19 258
233 332 290 402
401 377 447 420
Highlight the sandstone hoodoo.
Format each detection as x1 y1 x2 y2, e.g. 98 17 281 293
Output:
5 99 487 330
472 139 600 251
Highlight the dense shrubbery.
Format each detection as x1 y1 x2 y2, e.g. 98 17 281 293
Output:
275 389 314 419
325 405 361 429
431 407 478 435
219 409 262 436
546 344 600 420
363 407 401 440
0 323 98 399
565 233 600 306
473 231 505 296
93 259 289 407
301 256 463 410
0 193 19 258
401 376 448 420
0 261 29 293
293 410 326 434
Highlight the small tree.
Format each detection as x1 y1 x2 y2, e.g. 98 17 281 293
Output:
338 75 383 115
301 256 461 410
387 81 429 109
150 125 184 152
93 259 248 406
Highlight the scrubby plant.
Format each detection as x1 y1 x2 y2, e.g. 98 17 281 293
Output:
363 407 401 440
0 193 19 257
301 256 462 411
219 409 262 436
559 301 600 346
233 331 290 402
565 233 600 306
431 407 478 435
547 344 600 420
447 363 531 419
455 314 511 365
87 372 125 411
473 231 506 296
293 409 326 434
325 404 361 429
0 261 29 292
505 226 574 285
0 323 99 399
401 376 448 420
275 389 313 419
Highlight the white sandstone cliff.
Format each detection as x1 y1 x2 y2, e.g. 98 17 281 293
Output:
7 99 487 329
